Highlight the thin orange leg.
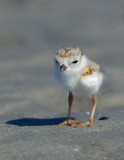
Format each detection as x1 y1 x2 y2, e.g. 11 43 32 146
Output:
58 92 82 127
75 95 98 127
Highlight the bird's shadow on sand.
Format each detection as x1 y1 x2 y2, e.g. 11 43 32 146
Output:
6 117 75 127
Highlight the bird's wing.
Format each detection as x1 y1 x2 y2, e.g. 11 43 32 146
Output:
80 63 104 94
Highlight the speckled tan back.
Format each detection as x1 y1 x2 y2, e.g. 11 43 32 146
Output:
81 61 102 77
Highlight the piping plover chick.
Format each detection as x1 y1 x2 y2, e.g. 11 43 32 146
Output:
54 47 104 127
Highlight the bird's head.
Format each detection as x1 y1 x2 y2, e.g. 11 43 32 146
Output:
54 47 82 72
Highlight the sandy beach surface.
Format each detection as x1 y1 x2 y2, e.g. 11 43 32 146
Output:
0 0 124 159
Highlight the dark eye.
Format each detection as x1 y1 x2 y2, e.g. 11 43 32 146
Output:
72 60 78 64
55 60 59 64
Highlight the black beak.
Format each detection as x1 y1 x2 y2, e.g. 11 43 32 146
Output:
60 64 67 72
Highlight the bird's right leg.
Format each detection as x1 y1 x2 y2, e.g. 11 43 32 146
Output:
58 92 82 127
75 95 98 127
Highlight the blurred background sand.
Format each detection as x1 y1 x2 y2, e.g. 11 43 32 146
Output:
0 0 124 116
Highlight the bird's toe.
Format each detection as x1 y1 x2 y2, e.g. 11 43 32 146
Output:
75 121 93 128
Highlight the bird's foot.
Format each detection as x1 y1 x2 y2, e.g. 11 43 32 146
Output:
58 119 82 127
75 120 93 128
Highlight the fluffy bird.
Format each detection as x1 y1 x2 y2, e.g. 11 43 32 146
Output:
54 47 104 127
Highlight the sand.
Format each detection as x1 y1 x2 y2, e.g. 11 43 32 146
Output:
0 0 124 159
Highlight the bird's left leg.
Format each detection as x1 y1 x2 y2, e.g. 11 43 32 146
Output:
75 95 98 127
58 92 82 127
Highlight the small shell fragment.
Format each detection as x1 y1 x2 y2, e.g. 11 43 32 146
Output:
99 117 110 120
